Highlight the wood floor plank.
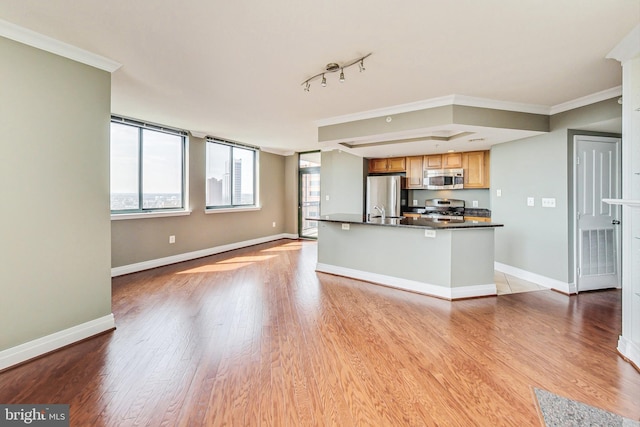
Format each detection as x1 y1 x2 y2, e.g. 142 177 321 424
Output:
0 239 638 426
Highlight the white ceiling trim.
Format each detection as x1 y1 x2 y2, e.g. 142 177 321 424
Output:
0 18 121 72
315 94 549 128
316 88 623 128
606 24 640 64
549 86 622 115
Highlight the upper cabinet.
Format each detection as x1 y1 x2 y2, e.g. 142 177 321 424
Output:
404 156 424 189
424 154 442 169
462 151 490 188
442 153 463 168
370 150 490 190
368 157 406 173
424 153 462 169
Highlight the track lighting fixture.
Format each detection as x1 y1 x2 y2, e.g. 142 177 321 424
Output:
301 53 371 91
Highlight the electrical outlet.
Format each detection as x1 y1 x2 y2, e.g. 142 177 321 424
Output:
496 189 502 197
325 195 330 201
527 197 535 207
472 200 478 207
169 235 175 244
424 229 436 238
341 223 350 230
413 199 418 206
542 198 556 208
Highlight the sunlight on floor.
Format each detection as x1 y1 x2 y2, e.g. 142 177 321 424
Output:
176 254 277 274
494 271 547 295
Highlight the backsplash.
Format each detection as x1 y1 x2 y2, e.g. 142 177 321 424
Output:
407 188 490 208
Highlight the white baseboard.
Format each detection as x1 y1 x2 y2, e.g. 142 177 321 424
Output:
494 262 575 294
316 263 496 300
0 314 115 371
112 233 299 277
618 335 640 371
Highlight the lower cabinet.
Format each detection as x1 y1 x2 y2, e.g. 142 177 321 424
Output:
464 216 491 223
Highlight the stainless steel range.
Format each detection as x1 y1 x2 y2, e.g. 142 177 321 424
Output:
421 198 465 222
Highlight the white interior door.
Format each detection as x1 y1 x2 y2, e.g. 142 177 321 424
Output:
575 136 621 292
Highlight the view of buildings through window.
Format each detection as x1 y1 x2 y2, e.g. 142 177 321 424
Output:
110 120 185 212
206 141 256 207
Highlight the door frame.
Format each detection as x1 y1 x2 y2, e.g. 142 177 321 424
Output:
572 134 622 293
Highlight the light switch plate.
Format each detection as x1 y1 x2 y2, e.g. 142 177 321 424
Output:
497 189 502 197
527 197 535 207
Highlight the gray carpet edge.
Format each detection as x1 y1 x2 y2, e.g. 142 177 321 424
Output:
534 387 640 427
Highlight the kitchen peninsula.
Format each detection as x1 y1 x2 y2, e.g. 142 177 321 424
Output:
314 214 503 300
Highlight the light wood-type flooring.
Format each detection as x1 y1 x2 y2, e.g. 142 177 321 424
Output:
1 239 638 426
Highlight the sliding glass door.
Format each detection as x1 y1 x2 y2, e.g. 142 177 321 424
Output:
299 152 321 239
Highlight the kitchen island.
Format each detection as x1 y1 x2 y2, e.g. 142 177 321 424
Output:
313 214 503 300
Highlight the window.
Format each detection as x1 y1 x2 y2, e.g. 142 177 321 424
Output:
206 139 258 209
110 117 186 213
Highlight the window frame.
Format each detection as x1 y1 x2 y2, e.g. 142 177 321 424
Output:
205 137 260 212
110 116 188 217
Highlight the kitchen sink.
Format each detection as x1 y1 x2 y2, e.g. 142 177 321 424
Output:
367 216 404 225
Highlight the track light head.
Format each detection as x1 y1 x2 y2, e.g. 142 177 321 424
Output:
321 74 327 87
339 69 345 83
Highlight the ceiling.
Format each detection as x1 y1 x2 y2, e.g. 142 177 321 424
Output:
0 1 637 156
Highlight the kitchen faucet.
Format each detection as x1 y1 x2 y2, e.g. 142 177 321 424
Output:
374 205 386 219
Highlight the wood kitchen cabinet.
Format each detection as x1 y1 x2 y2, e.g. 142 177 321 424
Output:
404 156 424 188
368 157 406 173
424 153 462 169
423 154 442 169
462 150 490 188
464 216 491 223
442 153 463 168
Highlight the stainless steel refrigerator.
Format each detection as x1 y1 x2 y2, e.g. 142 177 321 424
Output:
366 175 401 219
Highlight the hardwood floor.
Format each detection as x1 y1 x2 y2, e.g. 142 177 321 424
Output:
1 239 638 426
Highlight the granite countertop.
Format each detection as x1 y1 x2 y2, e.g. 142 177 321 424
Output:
310 214 503 230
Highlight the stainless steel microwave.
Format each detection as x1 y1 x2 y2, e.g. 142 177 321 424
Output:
423 168 464 190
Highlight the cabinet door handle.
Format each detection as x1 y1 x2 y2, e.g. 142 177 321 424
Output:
612 219 621 225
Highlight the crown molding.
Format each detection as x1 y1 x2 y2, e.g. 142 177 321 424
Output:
316 86 623 129
260 146 295 156
549 86 622 115
189 130 208 139
606 24 640 64
450 94 550 115
315 94 550 127
0 18 121 72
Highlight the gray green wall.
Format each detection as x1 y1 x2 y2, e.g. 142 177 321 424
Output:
0 37 112 350
320 150 365 215
491 98 622 284
111 145 295 268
